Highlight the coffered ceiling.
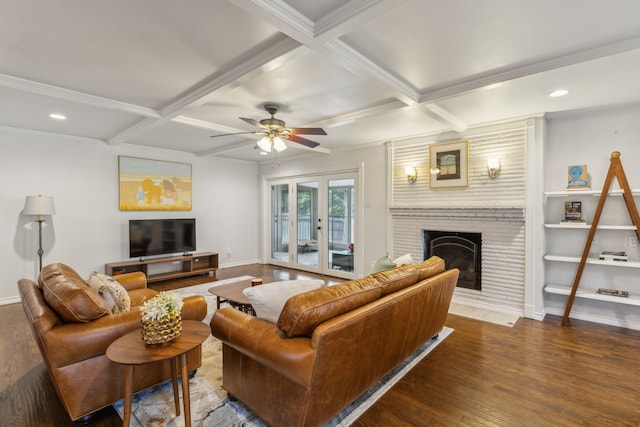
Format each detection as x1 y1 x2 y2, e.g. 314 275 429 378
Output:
2 0 640 161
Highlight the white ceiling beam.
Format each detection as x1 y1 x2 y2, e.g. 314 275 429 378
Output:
229 0 315 42
197 140 257 157
108 36 302 145
0 74 160 119
172 116 249 134
423 104 467 132
324 40 420 105
0 124 106 144
231 0 467 134
420 35 640 103
314 0 408 41
308 99 407 128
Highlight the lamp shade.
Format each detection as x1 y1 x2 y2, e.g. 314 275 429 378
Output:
24 195 55 217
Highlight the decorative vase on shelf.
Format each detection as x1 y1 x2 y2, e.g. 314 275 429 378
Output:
139 291 184 345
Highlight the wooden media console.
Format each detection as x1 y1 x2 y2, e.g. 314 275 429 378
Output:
105 252 218 283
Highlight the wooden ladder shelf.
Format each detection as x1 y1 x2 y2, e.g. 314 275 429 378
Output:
561 151 640 326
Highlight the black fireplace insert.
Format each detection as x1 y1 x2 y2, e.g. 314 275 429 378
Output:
422 230 482 290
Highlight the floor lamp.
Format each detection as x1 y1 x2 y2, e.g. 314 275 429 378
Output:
24 195 55 272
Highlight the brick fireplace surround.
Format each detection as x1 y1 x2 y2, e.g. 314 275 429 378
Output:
390 207 525 315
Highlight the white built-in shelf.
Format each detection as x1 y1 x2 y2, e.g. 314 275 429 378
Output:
544 223 637 230
545 284 640 306
544 189 640 199
544 254 640 268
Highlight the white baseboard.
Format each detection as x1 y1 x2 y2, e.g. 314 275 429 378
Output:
218 258 262 269
544 307 640 331
0 296 21 306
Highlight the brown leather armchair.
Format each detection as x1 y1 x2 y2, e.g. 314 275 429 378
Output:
18 263 208 422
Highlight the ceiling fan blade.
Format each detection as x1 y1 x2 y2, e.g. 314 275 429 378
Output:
240 117 268 129
287 134 320 148
209 131 258 138
290 127 327 135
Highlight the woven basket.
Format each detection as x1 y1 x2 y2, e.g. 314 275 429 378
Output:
141 312 182 345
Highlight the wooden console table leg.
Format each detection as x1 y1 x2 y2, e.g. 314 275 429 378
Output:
170 357 181 416
180 353 192 427
123 365 133 427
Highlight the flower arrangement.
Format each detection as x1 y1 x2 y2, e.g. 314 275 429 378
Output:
140 291 184 321
139 291 184 344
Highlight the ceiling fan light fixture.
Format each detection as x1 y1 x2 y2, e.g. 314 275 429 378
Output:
257 136 272 152
273 136 287 152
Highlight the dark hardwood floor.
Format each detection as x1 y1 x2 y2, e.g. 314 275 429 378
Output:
2 264 640 426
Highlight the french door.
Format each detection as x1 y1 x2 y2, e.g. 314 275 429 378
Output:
267 172 358 279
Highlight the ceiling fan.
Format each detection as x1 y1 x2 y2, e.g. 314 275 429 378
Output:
210 104 326 153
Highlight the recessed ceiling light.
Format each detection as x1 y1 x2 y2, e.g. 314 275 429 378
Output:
549 89 569 98
49 113 67 120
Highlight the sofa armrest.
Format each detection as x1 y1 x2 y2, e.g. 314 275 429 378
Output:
44 295 206 368
210 307 316 387
182 295 207 322
116 272 147 291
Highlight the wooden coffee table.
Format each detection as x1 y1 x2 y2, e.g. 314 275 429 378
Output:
106 320 210 427
208 279 255 315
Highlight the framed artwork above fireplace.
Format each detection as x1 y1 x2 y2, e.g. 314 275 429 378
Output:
429 140 469 188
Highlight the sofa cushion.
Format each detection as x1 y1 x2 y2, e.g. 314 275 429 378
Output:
88 272 131 314
398 256 445 281
242 279 325 324
369 253 396 273
39 263 111 322
370 266 420 296
278 277 382 337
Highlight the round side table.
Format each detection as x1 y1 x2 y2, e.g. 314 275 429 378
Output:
106 320 210 427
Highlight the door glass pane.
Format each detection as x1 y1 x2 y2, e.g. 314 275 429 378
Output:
328 178 355 272
296 181 318 267
271 184 289 261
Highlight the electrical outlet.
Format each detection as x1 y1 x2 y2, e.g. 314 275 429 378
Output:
226 247 232 255
628 236 638 248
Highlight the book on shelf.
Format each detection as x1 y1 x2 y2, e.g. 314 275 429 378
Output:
598 251 628 261
567 164 591 189
564 201 583 222
596 288 629 298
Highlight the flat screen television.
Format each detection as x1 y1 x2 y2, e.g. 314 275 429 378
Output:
129 218 196 258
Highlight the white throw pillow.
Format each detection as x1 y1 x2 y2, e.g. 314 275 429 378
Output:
88 272 131 314
393 253 414 267
242 279 325 324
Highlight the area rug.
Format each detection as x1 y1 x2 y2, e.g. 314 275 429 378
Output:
114 277 453 426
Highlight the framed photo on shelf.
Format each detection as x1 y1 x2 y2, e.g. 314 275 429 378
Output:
118 156 192 211
429 140 469 188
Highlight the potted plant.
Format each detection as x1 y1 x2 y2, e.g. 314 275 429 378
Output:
139 291 184 344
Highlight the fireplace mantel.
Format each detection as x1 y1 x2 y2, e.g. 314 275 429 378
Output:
390 207 525 220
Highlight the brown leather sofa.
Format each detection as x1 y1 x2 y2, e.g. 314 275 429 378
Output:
18 263 208 422
210 256 459 427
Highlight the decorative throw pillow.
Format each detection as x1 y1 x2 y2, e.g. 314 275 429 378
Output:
88 272 131 314
39 263 111 322
393 253 414 267
242 279 325 324
369 253 396 274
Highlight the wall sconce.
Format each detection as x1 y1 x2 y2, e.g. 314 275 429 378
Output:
405 166 417 183
487 158 501 178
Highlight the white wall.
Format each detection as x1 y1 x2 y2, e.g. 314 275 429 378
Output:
257 145 389 274
544 104 640 329
1 130 259 302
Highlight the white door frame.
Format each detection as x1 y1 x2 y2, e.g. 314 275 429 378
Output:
262 168 361 279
